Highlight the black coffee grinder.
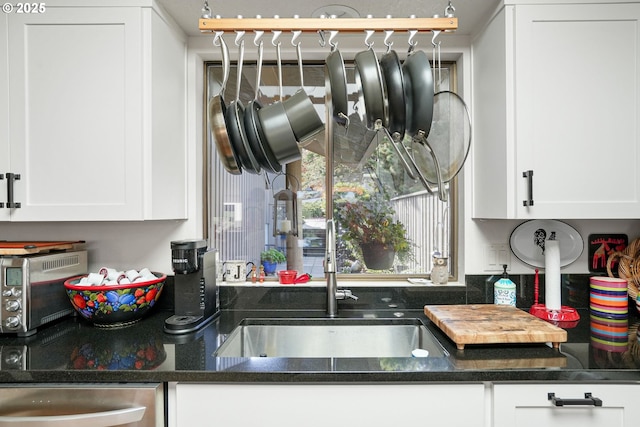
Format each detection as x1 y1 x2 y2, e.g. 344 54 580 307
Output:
164 239 220 334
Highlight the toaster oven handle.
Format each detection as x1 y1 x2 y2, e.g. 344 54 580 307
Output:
0 406 145 427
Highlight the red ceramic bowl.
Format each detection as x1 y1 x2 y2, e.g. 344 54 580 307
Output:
278 270 297 285
64 272 166 327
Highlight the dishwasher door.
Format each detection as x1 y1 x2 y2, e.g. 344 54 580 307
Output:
0 383 163 427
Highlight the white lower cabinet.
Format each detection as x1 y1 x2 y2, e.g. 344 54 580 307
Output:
492 383 640 427
170 382 640 427
169 383 486 427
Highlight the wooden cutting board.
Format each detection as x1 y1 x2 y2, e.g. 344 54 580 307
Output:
424 304 568 350
0 241 81 255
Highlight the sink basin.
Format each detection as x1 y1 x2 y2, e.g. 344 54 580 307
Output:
214 318 447 358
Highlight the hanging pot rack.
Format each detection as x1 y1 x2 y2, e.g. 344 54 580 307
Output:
199 16 457 34
201 0 461 203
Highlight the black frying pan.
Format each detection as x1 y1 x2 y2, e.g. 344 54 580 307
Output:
378 48 422 183
225 38 261 174
354 47 388 130
402 50 434 139
379 50 406 137
325 46 348 126
243 39 281 173
209 34 241 175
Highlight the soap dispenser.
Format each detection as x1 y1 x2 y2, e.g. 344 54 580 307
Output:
494 264 516 306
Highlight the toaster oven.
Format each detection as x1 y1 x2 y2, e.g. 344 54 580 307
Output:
1 250 87 336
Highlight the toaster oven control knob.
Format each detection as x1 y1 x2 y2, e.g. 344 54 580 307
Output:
5 316 20 328
5 300 21 312
1 290 11 297
11 288 22 298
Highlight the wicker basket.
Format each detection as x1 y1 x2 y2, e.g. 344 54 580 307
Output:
621 322 640 368
607 238 640 300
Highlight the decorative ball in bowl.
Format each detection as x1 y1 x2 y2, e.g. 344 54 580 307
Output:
64 272 166 328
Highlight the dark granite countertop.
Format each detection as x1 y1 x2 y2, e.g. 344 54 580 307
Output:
1 305 639 384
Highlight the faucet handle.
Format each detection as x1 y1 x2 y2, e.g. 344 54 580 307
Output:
336 289 359 301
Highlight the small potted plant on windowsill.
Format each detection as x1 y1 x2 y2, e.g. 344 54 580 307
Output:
260 248 286 275
336 197 412 270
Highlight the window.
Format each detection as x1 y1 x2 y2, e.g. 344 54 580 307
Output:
205 56 459 281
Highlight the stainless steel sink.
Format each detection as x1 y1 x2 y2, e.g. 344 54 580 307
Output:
214 318 447 358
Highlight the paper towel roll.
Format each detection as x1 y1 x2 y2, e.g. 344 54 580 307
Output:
545 239 562 311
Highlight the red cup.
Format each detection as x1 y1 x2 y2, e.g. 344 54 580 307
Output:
278 270 297 284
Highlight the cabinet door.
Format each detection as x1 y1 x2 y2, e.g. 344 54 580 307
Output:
6 7 144 221
514 3 640 218
493 383 640 427
170 383 486 427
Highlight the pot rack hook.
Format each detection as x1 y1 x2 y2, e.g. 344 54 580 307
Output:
431 28 441 47
328 30 339 51
383 27 394 53
253 15 264 46
234 18 245 46
291 29 302 47
364 28 375 48
271 20 282 47
290 15 303 47
407 27 419 54
213 30 224 47
432 29 442 87
317 29 326 48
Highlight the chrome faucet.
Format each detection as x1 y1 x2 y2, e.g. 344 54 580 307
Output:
325 219 358 317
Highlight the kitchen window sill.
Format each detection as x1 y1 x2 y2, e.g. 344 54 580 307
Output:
218 280 465 287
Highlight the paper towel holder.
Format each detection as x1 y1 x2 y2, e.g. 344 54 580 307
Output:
529 268 580 328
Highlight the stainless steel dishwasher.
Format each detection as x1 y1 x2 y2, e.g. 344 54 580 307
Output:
0 383 163 426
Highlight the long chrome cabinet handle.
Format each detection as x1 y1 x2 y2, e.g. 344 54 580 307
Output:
0 406 145 427
522 170 534 207
0 173 3 208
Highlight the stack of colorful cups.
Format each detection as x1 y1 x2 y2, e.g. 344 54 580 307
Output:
590 276 629 352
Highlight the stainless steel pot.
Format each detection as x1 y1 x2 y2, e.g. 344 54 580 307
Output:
283 37 324 144
259 102 301 165
258 39 301 165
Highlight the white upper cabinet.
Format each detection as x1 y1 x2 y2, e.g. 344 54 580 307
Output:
0 15 8 221
472 1 640 219
1 3 187 221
